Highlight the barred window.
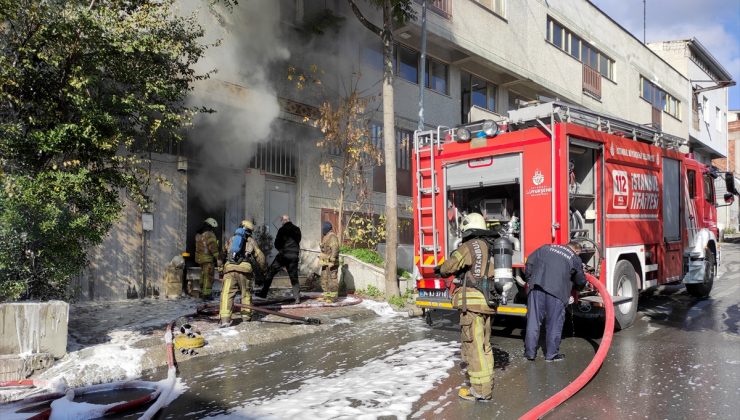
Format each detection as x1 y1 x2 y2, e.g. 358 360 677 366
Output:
249 142 296 178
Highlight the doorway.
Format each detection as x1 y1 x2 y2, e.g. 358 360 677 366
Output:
264 178 296 259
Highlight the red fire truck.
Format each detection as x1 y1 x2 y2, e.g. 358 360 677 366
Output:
413 102 737 329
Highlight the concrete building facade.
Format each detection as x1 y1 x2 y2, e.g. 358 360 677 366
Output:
79 0 735 300
648 39 734 164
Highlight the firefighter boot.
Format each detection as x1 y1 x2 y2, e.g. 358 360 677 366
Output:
322 292 337 303
458 387 492 402
292 283 301 304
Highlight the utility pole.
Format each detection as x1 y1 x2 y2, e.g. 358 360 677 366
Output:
418 0 427 131
643 0 646 43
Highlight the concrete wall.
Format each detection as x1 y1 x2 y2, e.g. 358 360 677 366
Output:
72 155 187 300
340 255 386 293
0 301 68 381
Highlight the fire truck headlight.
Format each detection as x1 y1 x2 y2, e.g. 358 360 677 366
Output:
455 127 471 142
482 120 498 137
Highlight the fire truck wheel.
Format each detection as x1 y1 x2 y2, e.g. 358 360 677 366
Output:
613 260 638 330
686 249 715 298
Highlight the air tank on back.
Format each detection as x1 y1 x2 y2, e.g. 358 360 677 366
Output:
492 236 514 304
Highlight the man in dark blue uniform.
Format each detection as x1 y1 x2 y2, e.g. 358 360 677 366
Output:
524 242 586 361
257 215 302 303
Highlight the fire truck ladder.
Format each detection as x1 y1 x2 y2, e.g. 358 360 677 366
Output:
414 128 444 268
508 101 688 150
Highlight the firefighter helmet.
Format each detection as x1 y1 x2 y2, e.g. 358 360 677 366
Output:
204 218 218 228
461 213 486 232
241 220 254 231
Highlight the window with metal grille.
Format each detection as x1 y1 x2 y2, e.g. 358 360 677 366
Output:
249 142 296 178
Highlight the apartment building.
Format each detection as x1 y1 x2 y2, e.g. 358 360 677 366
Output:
76 0 734 300
648 39 734 164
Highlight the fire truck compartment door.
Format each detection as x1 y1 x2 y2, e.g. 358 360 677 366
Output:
446 154 520 190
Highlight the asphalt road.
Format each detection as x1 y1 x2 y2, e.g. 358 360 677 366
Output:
135 243 740 419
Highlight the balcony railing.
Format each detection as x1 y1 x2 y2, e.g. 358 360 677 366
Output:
417 0 452 19
582 64 601 99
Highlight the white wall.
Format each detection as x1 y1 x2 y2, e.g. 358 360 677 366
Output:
73 154 188 300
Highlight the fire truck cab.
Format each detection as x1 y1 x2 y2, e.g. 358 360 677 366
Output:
413 102 737 329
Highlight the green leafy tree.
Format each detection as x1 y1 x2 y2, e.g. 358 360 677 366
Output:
346 0 415 299
0 0 208 301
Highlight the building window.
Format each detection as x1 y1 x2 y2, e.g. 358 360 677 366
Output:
569 34 581 60
461 71 496 123
508 92 529 111
397 44 419 84
474 0 506 17
547 17 614 81
392 44 448 94
249 141 296 178
372 124 413 196
425 57 449 95
361 43 384 71
640 76 680 119
716 107 722 132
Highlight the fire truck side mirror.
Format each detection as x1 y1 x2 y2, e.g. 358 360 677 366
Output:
723 193 735 205
725 172 739 196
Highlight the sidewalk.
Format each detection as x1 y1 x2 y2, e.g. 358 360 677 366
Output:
0 290 393 403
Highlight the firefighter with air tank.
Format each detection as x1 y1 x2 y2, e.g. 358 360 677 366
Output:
218 220 266 328
194 217 222 299
319 221 341 302
434 213 514 402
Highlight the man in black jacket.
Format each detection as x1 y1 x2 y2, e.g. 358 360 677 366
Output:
524 242 586 362
257 215 302 303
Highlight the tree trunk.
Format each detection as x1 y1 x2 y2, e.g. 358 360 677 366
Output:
382 1 400 298
337 183 345 245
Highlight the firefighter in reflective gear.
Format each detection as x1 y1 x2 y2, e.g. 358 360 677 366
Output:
319 221 340 302
195 217 222 298
435 213 496 402
219 220 266 327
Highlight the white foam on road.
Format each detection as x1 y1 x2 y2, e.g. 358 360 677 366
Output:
207 339 457 420
358 300 407 318
37 330 146 386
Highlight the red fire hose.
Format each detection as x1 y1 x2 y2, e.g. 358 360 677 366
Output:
0 318 180 419
519 269 615 420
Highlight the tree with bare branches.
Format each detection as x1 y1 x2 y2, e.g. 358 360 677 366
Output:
346 0 415 299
